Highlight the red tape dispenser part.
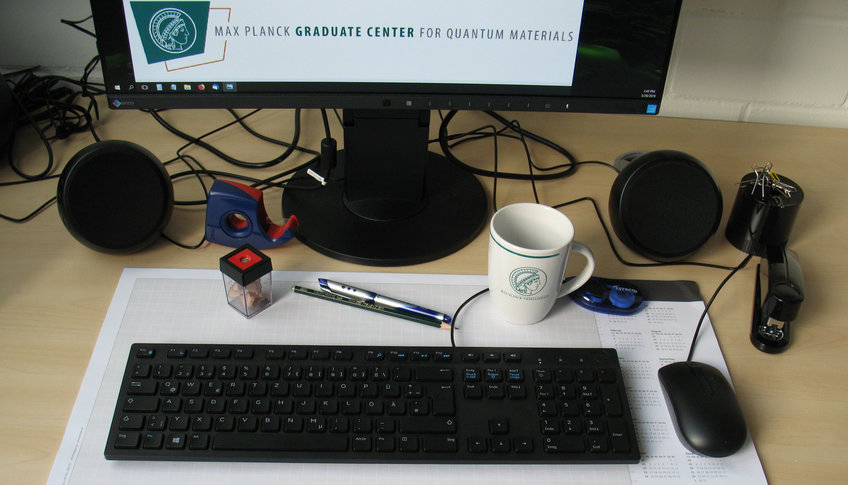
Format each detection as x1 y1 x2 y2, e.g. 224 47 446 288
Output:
205 180 299 249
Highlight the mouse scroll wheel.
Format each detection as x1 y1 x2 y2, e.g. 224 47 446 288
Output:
692 367 716 395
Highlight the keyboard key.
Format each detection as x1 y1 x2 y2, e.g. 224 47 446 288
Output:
113 432 140 449
544 436 585 453
189 433 210 450
609 419 631 453
399 417 456 434
514 437 534 453
123 396 158 413
118 414 144 430
489 417 509 434
189 347 209 359
142 432 163 449
398 435 419 452
215 434 349 452
166 433 186 449
414 367 453 382
131 363 150 378
127 380 157 395
491 438 510 453
423 436 458 453
135 347 155 359
376 435 395 452
468 437 487 453
167 348 187 359
431 385 455 416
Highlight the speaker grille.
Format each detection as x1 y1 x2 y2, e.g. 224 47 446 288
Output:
610 151 722 261
58 141 173 253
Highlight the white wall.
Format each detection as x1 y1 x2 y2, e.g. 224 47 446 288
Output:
2 0 847 129
0 1 98 79
663 1 848 128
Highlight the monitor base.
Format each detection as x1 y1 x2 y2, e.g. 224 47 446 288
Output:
281 150 487 266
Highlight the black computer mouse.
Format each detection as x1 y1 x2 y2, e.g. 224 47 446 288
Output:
658 361 747 457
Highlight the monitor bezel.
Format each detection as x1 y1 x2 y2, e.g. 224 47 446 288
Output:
91 0 682 116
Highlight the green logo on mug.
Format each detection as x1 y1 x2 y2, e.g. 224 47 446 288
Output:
509 267 547 296
130 2 210 64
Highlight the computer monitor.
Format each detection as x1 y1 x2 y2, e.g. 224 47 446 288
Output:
89 0 682 265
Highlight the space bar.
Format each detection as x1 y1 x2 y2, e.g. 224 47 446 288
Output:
214 434 348 452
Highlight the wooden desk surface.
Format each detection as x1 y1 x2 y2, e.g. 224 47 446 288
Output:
1 107 846 484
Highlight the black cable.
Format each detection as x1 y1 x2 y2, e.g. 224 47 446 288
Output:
574 160 620 173
0 196 57 223
0 173 61 222
450 288 490 348
497 114 581 177
3 61 104 184
438 110 579 181
226 108 317 155
148 108 307 169
161 232 206 250
320 109 332 139
9 67 103 141
0 175 59 187
514 119 543 204
168 168 319 193
60 15 96 38
5 80 55 180
685 253 754 362
157 108 317 199
152 106 323 249
167 153 212 207
158 154 209 250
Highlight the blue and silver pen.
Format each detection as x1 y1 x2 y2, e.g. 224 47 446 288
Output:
318 278 452 324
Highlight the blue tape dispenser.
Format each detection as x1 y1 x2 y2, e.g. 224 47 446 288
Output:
205 180 299 249
569 276 646 315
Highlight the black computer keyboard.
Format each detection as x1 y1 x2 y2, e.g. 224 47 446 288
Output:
105 343 639 464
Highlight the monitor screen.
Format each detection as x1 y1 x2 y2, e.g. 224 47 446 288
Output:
89 0 683 265
93 0 680 114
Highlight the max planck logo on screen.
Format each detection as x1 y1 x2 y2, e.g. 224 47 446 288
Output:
131 1 210 64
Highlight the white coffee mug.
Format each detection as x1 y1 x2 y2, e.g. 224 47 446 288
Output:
488 203 595 325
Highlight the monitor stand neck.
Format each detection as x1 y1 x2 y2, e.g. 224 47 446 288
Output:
281 108 487 266
341 109 429 222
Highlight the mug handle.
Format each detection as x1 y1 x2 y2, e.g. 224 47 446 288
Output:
557 242 595 298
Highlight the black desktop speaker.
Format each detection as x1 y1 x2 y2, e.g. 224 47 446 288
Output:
57 140 174 253
608 150 722 261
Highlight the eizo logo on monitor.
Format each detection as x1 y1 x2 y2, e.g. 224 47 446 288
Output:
149 8 197 54
130 2 210 64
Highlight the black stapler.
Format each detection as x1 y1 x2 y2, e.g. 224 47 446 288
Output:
751 245 804 353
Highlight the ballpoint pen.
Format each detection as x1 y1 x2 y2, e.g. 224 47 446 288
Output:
318 278 453 324
291 285 452 329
